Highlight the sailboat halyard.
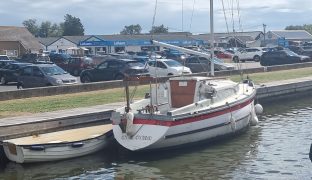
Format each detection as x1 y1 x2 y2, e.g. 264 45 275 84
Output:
111 0 261 151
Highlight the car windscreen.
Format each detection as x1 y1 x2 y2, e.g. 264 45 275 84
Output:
37 55 50 62
127 62 145 68
0 56 9 60
302 46 312 50
212 58 224 63
285 50 299 56
163 60 182 67
41 66 68 75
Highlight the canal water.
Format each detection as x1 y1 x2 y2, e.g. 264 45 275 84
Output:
0 95 311 180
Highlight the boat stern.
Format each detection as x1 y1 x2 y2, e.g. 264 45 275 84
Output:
2 142 25 163
111 112 169 151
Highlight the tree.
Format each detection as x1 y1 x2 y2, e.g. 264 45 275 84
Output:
120 24 142 35
38 21 52 38
149 24 168 34
285 24 312 35
63 14 84 36
23 19 39 37
49 23 63 37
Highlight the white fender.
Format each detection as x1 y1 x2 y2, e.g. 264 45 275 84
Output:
250 104 259 126
230 116 236 131
250 115 258 126
125 112 136 137
255 104 263 114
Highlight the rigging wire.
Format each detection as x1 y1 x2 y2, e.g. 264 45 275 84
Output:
221 0 230 34
236 0 243 32
151 0 158 39
231 0 235 34
235 0 247 79
189 0 196 32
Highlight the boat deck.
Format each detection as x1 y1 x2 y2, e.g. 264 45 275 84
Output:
3 124 112 145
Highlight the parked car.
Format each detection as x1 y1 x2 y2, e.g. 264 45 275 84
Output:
50 54 95 76
0 62 32 85
0 60 16 68
184 56 235 73
260 50 310 66
19 53 51 64
147 59 192 77
49 53 71 64
162 49 187 62
17 64 78 88
0 55 10 60
287 45 312 59
232 48 263 62
132 56 150 64
66 57 95 76
214 50 233 59
80 59 149 83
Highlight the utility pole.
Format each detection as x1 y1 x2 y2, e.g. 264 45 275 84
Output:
263 24 267 47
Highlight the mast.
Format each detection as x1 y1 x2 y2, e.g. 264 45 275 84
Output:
210 0 214 76
152 0 215 77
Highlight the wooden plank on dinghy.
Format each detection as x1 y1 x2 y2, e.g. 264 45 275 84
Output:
4 124 112 145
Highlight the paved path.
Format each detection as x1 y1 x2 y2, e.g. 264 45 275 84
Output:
0 102 124 127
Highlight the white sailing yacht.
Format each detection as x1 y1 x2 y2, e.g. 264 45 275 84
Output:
111 0 262 151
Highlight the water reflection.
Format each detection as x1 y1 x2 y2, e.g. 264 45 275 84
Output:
0 95 311 179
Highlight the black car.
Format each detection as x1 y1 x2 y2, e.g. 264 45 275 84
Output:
260 50 310 66
0 55 10 60
0 62 32 84
184 56 235 73
288 45 312 59
80 59 149 83
49 53 71 64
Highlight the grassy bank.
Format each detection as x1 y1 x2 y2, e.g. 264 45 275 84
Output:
1 67 312 118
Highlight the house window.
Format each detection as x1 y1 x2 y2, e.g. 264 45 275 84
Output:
4 50 18 57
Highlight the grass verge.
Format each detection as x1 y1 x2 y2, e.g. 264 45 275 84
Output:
1 67 312 118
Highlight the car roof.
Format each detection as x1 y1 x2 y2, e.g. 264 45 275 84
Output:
11 62 32 65
150 58 176 61
28 63 57 67
0 60 14 62
114 59 138 62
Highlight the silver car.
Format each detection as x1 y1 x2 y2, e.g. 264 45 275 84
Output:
17 64 78 88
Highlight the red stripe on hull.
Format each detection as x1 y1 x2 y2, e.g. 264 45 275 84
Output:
134 98 254 127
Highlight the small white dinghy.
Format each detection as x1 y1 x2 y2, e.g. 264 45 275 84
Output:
2 124 112 163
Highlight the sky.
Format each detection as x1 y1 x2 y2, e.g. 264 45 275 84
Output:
1 0 311 35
